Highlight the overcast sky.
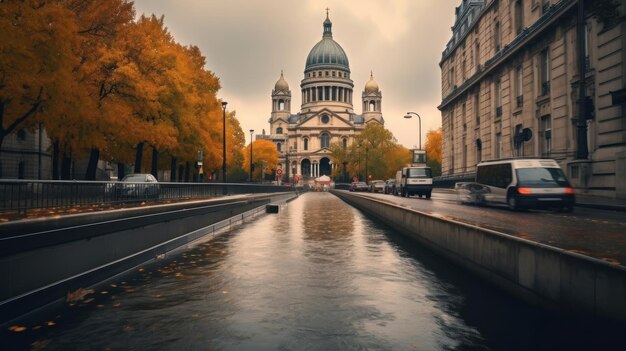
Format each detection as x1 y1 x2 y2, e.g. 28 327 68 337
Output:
133 0 460 148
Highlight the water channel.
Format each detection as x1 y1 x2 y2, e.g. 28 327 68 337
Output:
2 192 624 350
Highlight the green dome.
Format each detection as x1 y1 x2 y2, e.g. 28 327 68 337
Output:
305 16 350 72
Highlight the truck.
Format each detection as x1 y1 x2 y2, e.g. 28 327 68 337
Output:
395 165 433 199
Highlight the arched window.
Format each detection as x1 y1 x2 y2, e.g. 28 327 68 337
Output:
342 138 348 149
277 143 282 152
320 133 330 148
369 101 376 112
276 127 283 134
278 100 285 110
304 138 309 151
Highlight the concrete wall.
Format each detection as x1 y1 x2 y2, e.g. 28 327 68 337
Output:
0 193 297 323
332 190 626 322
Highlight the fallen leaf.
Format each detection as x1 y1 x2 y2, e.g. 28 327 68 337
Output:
83 298 95 304
46 321 56 326
66 288 95 303
9 325 27 332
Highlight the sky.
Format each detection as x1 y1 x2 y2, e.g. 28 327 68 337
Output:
132 0 460 148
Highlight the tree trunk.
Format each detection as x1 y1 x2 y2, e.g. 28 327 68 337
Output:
52 140 60 180
151 146 158 180
184 161 190 182
170 157 177 182
134 142 144 173
85 148 100 180
117 162 126 180
61 152 72 180
178 164 184 182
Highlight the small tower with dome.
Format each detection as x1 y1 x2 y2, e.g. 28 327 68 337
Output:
362 71 383 124
271 71 291 121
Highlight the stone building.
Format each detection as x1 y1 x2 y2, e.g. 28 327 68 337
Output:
438 0 626 198
264 13 384 181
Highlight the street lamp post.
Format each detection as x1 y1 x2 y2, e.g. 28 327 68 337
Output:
249 129 254 182
284 150 290 185
404 112 422 150
221 101 228 183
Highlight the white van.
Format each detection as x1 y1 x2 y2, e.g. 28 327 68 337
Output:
467 158 575 211
395 166 433 198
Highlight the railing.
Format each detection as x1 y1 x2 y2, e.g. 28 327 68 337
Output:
0 180 298 214
433 172 476 188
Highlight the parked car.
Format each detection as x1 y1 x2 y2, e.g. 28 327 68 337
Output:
114 173 160 199
383 179 396 194
349 181 369 192
369 180 385 193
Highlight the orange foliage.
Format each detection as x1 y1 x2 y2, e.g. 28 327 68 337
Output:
242 139 279 181
425 128 442 164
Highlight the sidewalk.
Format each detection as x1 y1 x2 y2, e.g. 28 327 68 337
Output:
574 193 626 212
434 188 626 212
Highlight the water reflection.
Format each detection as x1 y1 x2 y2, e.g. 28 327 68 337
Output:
3 192 624 350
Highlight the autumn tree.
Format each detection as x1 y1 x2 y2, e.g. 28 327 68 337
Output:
242 139 278 182
425 128 442 176
0 0 79 158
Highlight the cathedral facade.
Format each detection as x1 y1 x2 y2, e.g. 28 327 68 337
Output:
265 13 383 181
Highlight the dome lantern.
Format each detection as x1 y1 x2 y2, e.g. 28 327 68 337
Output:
274 70 289 92
364 71 379 94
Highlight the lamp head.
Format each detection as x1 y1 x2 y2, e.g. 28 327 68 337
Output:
404 114 411 119
250 129 254 133
221 101 228 109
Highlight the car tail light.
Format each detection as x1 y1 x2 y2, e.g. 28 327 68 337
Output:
517 187 533 195
564 187 575 194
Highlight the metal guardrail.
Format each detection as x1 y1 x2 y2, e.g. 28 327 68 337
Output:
0 180 299 214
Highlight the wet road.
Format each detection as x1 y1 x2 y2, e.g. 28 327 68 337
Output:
361 190 626 266
2 192 625 350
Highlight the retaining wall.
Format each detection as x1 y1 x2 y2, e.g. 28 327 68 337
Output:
331 190 626 322
0 193 297 323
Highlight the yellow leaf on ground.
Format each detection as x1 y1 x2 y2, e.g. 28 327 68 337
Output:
9 325 27 332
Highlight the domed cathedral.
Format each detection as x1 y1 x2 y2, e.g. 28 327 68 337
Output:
267 11 384 181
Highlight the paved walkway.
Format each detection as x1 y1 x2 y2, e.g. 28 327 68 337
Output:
575 193 626 212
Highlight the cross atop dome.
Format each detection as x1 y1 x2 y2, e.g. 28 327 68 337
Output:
323 8 332 38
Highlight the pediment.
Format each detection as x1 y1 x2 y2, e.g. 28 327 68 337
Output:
297 108 353 128
311 147 332 154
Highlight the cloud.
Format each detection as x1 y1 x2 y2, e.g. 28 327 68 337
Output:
133 0 459 147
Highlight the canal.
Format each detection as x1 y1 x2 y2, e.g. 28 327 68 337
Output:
2 192 624 350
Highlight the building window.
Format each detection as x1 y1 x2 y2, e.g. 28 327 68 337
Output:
332 71 336 77
541 115 552 157
462 58 467 80
476 139 482 163
321 114 329 124
277 143 282 152
17 129 27 141
320 133 330 148
515 65 523 107
514 124 524 156
449 67 455 88
342 138 348 149
462 103 467 132
475 43 480 69
515 0 524 35
325 71 329 77
494 21 501 52
494 132 502 159
276 127 283 134
540 49 550 95
475 93 480 125
278 100 285 110
495 79 502 117
304 138 309 151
